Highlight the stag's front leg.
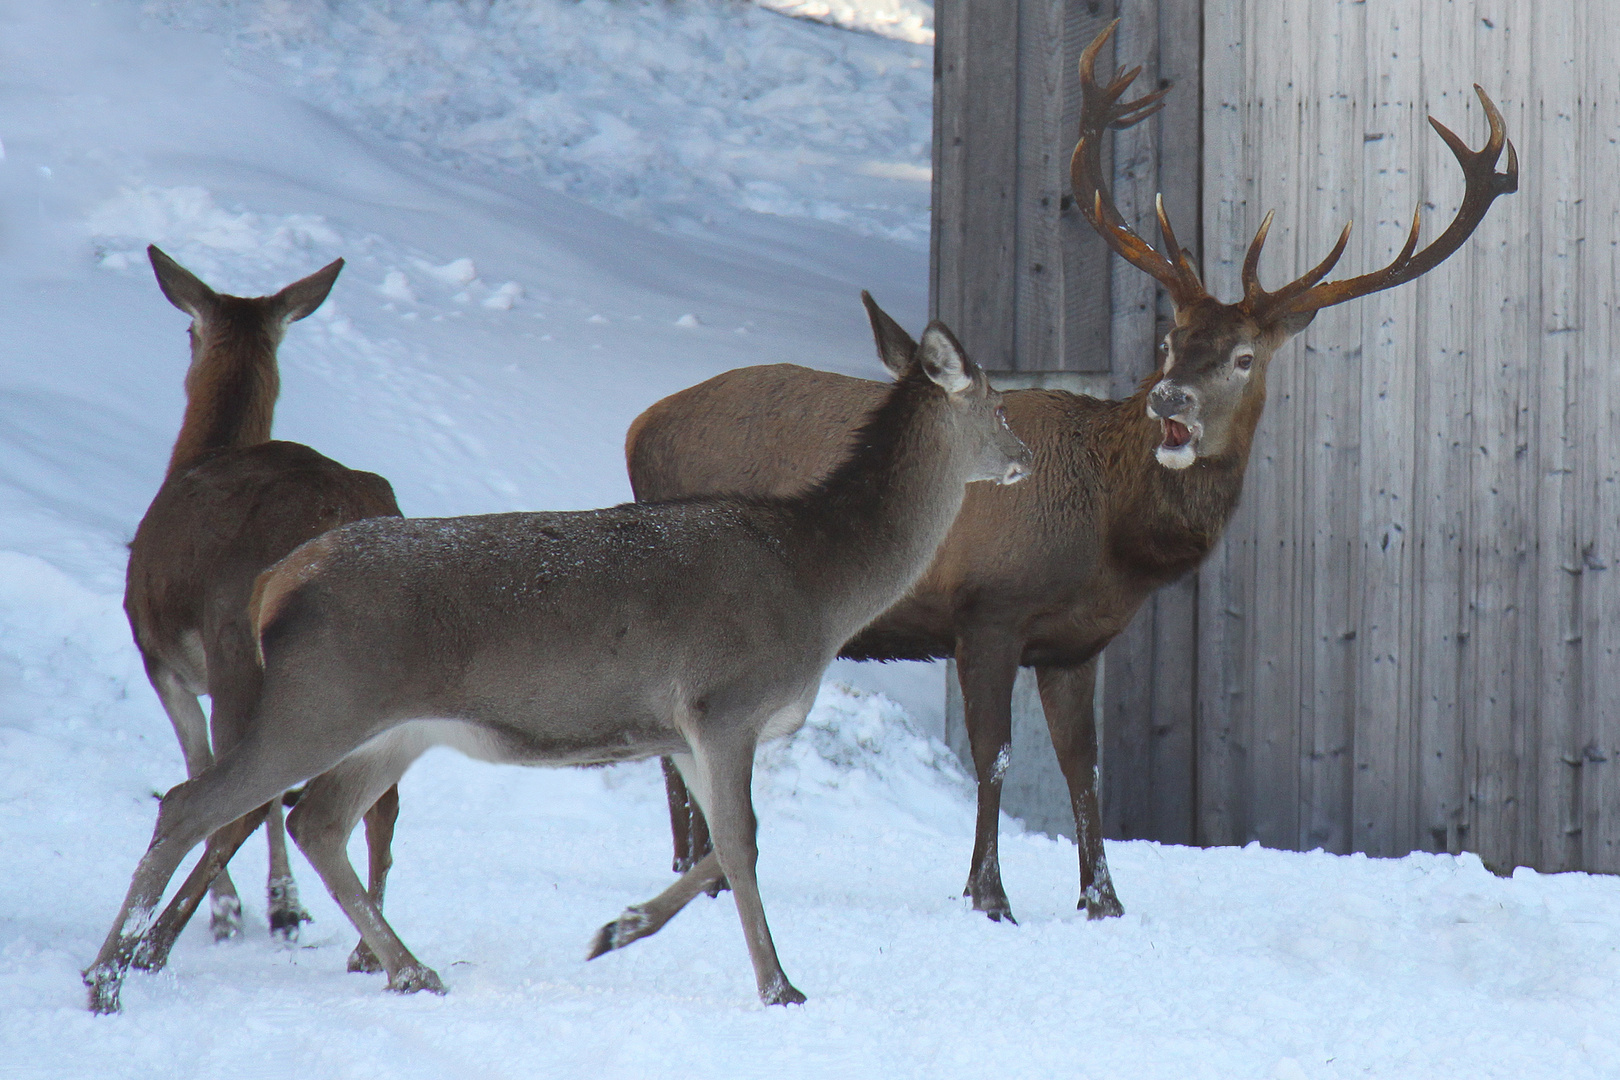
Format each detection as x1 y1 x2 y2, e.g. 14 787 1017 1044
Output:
673 747 803 1005
1036 660 1122 919
955 633 1023 923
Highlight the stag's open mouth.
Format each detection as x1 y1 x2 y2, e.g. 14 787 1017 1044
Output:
1154 416 1199 470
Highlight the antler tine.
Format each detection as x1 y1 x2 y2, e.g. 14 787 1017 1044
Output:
1240 210 1275 305
1251 86 1517 322
1071 22 1207 309
1156 194 1203 288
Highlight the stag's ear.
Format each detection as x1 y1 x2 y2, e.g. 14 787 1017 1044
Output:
917 321 978 395
1268 308 1318 343
148 245 219 321
861 290 917 376
271 258 344 324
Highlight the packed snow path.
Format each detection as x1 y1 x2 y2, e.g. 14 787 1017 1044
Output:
1 2 1618 1077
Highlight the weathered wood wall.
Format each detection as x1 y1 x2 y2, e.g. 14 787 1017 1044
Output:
1192 0 1620 873
933 0 1620 873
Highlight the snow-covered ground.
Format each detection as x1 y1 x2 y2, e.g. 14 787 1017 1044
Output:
2 2 1618 1077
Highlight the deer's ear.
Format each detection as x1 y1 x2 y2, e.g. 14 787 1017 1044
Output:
861 290 917 376
271 258 344 324
917 322 978 395
1269 308 1317 343
148 245 219 321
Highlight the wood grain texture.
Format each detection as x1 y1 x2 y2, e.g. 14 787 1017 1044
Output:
1196 0 1618 872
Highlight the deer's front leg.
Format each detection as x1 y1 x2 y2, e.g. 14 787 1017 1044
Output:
956 632 1023 923
1036 660 1122 919
672 748 803 1005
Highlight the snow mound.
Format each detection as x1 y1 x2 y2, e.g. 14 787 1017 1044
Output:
88 184 343 287
757 0 933 44
141 0 934 242
757 681 973 829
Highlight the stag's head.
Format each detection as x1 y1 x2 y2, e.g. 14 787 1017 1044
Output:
1073 21 1517 470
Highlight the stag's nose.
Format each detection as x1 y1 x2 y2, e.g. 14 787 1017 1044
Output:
1148 381 1196 419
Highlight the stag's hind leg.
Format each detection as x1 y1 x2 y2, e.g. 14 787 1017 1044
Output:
1036 660 1122 919
287 737 441 995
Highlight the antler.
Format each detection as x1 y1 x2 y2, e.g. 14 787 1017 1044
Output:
1241 85 1519 322
1068 21 1206 310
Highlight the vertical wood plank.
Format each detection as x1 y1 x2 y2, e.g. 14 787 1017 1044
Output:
1194 0 1251 847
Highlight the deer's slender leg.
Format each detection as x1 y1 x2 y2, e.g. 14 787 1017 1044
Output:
663 757 728 896
131 803 270 971
956 632 1023 922
673 746 803 1005
287 738 440 995
264 798 310 939
587 850 726 958
1036 660 1122 919
348 783 400 974
86 739 309 1014
662 757 694 872
144 658 244 940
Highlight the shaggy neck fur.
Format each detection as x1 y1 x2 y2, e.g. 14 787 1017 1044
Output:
1098 371 1264 582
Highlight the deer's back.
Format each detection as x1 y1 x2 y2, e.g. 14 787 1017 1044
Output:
257 504 832 761
627 366 1136 666
126 440 401 668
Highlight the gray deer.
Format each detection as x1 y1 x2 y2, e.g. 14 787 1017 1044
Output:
85 311 1031 1013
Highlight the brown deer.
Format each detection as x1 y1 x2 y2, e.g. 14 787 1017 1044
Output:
121 247 403 969
84 318 1031 1013
631 21 1517 924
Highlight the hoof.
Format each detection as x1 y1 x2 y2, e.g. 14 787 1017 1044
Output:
267 878 311 942
586 906 652 960
966 889 1017 925
761 975 806 1006
129 934 172 972
348 940 385 974
83 964 124 1015
387 964 445 995
1083 890 1124 920
210 894 244 942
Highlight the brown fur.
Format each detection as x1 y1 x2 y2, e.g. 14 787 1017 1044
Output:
122 247 403 963
630 295 1303 922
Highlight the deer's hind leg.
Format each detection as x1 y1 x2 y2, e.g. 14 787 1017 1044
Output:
1036 660 1122 919
86 734 317 1013
143 654 244 940
347 784 400 974
287 734 441 995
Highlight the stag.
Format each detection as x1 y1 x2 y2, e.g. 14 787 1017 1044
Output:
84 319 1031 1012
632 21 1516 924
120 247 403 971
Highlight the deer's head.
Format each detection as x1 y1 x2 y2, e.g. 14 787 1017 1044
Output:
1073 22 1517 470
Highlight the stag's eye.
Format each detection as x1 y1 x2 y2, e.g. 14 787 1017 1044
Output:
1233 348 1254 372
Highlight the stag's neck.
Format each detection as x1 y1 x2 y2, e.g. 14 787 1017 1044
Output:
782 377 970 637
165 336 281 477
1098 382 1257 580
